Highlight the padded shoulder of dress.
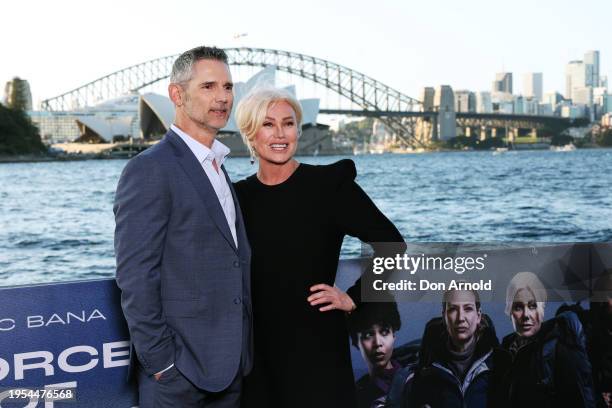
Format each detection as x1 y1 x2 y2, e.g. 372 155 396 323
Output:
316 159 357 187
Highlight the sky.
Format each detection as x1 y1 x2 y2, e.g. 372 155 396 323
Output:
1 0 611 108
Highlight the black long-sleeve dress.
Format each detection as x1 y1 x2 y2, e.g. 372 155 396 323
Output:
234 159 404 408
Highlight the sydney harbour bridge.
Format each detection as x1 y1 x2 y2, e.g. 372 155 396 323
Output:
41 47 577 147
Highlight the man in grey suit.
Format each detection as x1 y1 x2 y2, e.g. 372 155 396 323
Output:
114 46 252 407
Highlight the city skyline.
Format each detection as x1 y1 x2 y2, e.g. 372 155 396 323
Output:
1 0 611 107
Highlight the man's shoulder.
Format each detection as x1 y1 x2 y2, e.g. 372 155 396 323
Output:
127 138 174 167
143 136 175 158
117 140 177 187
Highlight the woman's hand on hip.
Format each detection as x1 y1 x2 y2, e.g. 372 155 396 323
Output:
307 284 356 312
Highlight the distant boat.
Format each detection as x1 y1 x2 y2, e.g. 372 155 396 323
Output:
493 147 509 155
550 143 576 152
368 144 385 154
353 144 367 155
390 146 416 154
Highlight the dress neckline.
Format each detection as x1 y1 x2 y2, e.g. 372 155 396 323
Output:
251 163 304 188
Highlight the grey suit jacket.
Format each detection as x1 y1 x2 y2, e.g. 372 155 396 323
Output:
114 129 252 392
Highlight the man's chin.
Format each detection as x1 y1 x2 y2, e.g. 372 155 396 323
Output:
210 122 228 130
197 120 227 133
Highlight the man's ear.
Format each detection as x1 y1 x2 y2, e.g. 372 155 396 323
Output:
168 83 183 107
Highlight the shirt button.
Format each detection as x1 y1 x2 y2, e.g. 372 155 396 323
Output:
233 261 240 267
234 298 241 305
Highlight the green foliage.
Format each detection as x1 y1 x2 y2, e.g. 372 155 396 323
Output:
596 128 612 147
0 104 46 155
333 118 375 143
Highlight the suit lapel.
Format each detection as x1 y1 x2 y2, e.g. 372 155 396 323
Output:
166 130 237 253
222 165 251 258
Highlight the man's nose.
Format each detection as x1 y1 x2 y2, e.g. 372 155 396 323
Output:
215 89 229 103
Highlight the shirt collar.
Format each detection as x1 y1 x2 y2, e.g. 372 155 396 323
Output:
171 124 231 166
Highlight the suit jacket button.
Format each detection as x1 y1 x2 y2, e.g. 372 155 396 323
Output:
234 298 241 305
233 261 240 267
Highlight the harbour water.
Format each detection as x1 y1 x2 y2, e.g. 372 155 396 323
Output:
1 148 611 287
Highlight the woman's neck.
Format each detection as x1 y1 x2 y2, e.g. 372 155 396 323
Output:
257 159 299 185
449 335 476 353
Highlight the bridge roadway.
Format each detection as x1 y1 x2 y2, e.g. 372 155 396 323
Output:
319 109 577 127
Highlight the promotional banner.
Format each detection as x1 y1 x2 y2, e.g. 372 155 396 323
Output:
0 280 137 407
1 243 610 407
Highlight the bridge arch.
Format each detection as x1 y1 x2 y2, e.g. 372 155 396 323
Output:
41 47 423 145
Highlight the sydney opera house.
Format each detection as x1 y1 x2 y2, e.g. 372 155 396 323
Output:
29 67 339 156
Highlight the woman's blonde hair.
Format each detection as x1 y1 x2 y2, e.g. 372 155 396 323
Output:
235 87 303 159
505 271 547 326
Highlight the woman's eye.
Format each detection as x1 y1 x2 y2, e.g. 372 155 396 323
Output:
263 122 273 127
285 121 294 126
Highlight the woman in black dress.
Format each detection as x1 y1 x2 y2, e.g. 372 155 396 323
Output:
234 87 404 408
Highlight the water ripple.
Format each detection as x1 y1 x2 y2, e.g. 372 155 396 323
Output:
1 149 612 286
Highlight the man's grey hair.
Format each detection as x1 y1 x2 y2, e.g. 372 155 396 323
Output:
170 46 229 85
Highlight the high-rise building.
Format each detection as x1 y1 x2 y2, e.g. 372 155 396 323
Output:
514 96 525 114
492 72 513 94
538 103 554 116
454 90 476 112
566 51 601 102
594 87 608 116
420 87 435 111
523 98 539 115
433 85 456 141
523 73 543 101
584 50 600 87
3 77 32 111
573 87 594 107
494 101 514 114
560 104 586 119
476 91 492 113
566 60 586 100
544 92 564 108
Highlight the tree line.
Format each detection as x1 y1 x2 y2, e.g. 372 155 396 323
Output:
0 103 46 155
